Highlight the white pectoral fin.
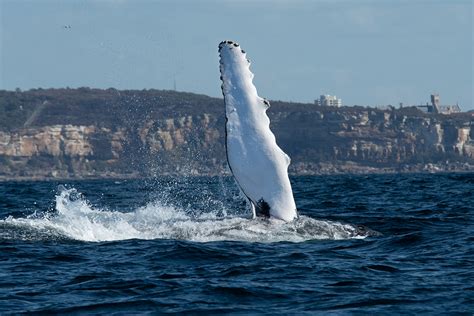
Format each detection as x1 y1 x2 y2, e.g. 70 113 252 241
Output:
219 40 298 222
284 152 291 167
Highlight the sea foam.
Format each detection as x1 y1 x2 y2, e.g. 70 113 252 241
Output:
1 187 371 243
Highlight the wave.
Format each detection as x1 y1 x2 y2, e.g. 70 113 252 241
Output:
0 187 374 243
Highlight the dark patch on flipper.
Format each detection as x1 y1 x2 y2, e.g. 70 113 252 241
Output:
263 99 270 109
256 199 270 218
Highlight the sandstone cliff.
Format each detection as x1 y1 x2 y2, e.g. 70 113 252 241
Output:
0 89 472 180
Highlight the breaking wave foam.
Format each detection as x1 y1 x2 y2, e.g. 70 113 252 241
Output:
1 188 374 243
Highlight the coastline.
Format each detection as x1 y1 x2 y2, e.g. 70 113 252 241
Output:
1 162 472 182
1 89 473 182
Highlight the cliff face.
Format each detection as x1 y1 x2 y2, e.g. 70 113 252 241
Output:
0 89 472 179
137 114 225 175
269 109 473 173
0 125 129 178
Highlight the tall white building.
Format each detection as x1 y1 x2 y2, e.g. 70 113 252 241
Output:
315 94 342 107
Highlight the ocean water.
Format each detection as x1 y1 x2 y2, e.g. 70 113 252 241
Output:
0 174 472 314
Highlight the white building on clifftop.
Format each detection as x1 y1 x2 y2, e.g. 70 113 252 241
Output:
315 94 342 107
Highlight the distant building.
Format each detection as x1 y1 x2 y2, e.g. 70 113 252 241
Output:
439 104 461 114
315 95 342 107
416 93 461 114
430 94 441 113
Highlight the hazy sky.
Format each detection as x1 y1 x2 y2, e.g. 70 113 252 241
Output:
1 0 472 110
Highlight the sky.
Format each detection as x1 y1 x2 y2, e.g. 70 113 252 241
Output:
0 0 472 110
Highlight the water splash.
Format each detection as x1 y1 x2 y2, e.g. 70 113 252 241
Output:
1 187 374 243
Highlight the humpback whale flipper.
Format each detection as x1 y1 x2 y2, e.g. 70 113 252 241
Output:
218 40 297 222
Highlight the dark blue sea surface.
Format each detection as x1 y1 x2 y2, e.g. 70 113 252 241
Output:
0 174 473 314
